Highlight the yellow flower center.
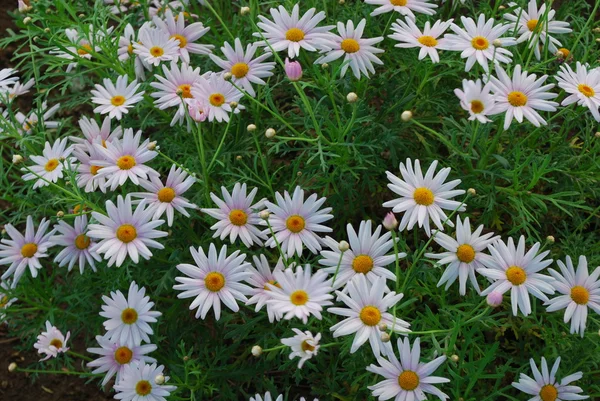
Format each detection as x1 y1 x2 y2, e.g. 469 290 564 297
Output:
228 209 248 226
49 338 63 349
506 266 527 285
116 155 136 170
507 91 528 107
539 384 558 401
471 36 489 50
205 272 226 292
135 380 152 396
116 224 137 243
111 95 126 106
456 244 476 263
209 93 225 107
127 43 134 55
341 38 360 53
263 279 281 291
301 340 315 352
45 158 60 172
114 346 133 364
21 243 38 258
178 84 193 99
527 19 539 32
74 234 91 250
77 43 93 55
413 187 434 206
285 28 305 42
121 307 138 324
90 165 102 175
231 62 250 78
149 46 164 57
157 187 176 203
558 47 570 57
73 204 86 214
170 34 187 48
578 84 595 98
398 370 420 391
470 100 485 114
570 286 589 305
352 255 374 274
359 305 382 326
418 36 438 47
0 295 9 308
390 0 407 5
286 215 306 233
290 290 309 305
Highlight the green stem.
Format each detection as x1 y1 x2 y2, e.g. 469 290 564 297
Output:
203 0 235 42
208 117 233 172
265 219 288 268
68 350 92 362
331 249 346 287
195 122 211 204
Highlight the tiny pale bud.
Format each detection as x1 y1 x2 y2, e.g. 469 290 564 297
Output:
183 356 190 362
383 212 398 230
78 13 85 18
486 291 503 307
450 354 459 363
8 362 17 372
154 374 165 385
401 110 413 122
339 0 345 4
176 88 183 96
265 128 276 138
596 132 600 138
247 124 257 132
546 235 555 244
56 211 64 218
147 141 157 150
229 101 238 109
321 63 329 69
259 210 270 220
236 155 242 160
251 345 262 357
12 155 24 164
223 72 233 81
498 5 505 9
44 28 50 33
346 92 358 103
284 58 302 81
240 6 250 15
338 240 350 252
378 323 388 332
380 332 390 343
297 171 302 177
23 16 32 24
467 188 476 196
593 27 600 33
492 39 502 47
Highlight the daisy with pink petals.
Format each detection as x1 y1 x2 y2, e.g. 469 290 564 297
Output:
34 321 70 361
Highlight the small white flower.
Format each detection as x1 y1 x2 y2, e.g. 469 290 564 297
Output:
71 115 123 151
73 142 109 193
153 9 213 64
15 102 61 135
50 215 101 274
118 23 148 80
133 26 180 66
364 0 437 19
281 328 321 368
0 281 17 323
250 393 283 401
453 79 501 123
389 18 452 64
21 138 73 189
555 62 600 122
245 255 286 322
114 362 176 401
49 26 108 73
34 321 70 361
191 73 244 123
0 68 18 88
91 75 145 120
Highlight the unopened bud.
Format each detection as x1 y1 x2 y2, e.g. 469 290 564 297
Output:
378 323 388 332
223 72 233 81
23 17 32 24
450 354 459 363
56 211 64 218
8 362 17 372
236 155 242 160
380 332 390 342
546 235 555 244
78 13 85 18
486 291 503 308
383 212 398 230
492 39 502 47
338 240 350 252
339 0 345 4
467 188 476 196
229 101 238 109
346 92 358 103
44 28 50 33
154 374 165 385
259 210 270 220
12 155 24 164
240 6 250 15
183 356 190 362
596 132 600 138
251 345 262 357
498 5 505 9
147 141 157 150
247 124 257 132
321 63 329 69
401 110 413 122
593 27 600 34
265 128 276 138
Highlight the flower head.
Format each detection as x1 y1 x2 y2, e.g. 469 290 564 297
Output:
389 18 452 64
454 79 501 123
21 138 73 189
512 357 587 401
555 62 600 122
281 328 321 368
91 75 144 120
191 73 244 122
50 214 101 274
364 0 437 19
34 321 70 361
114 362 176 401
133 26 180 66
153 9 213 64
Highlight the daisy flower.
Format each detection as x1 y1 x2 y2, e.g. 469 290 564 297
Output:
478 236 555 316
0 77 35 104
266 265 333 324
245 255 286 322
254 4 334 59
33 321 70 361
546 255 600 337
504 0 572 60
15 102 61 135
92 128 159 191
153 9 214 64
201 183 267 247
87 195 167 267
262 186 334 258
0 281 17 323
150 62 203 126
319 220 404 290
173 244 252 320
50 215 101 274
210 38 275 97
281 328 321 369
388 18 452 64
555 62 600 122
250 393 282 401
512 357 588 401
488 64 558 130
314 19 384 79
0 216 54 287
185 98 208 122
383 158 466 236
91 75 144 121
118 23 148 80
0 68 18 88
329 275 410 357
22 137 73 189
49 26 107 73
364 0 437 19
444 14 517 72
99 281 162 347
453 79 501 123
191 72 244 123
367 337 450 401
73 143 109 193
425 216 499 295
133 26 180 66
114 362 176 401
87 334 157 386
71 115 123 151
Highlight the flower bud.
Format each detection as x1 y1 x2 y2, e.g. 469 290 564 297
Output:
185 98 207 122
321 63 329 69
498 5 505 9
247 124 257 132
492 39 502 47
401 110 413 122
380 332 390 342
18 0 31 12
23 16 32 24
346 92 358 103
383 212 398 230
236 155 242 160
8 362 17 372
251 345 262 357
240 6 250 15
78 13 85 18
338 240 350 252
546 235 555 244
56 211 64 218
12 155 24 164
223 72 233 81
183 356 190 361
486 291 503 307
44 28 50 33
154 374 165 385
265 128 276 138
229 101 238 109
339 0 345 4
596 131 600 138
467 188 476 196
450 354 459 363
284 58 302 81
378 323 388 332
147 141 157 150
259 210 270 220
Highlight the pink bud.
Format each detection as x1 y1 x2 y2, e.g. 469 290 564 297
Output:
486 291 503 307
383 212 398 230
18 0 31 12
185 98 207 122
285 58 302 81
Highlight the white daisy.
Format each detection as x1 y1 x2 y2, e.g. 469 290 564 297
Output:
210 38 275 97
453 79 501 123
254 4 334 59
201 183 267 247
425 216 499 295
555 62 600 122
70 115 123 151
0 68 18 88
0 77 35 104
33 321 70 361
87 334 157 386
383 158 466 236
15 102 61 135
329 275 410 357
262 186 333 258
0 216 54 287
478 236 555 316
504 0 572 60
0 280 16 322
114 362 176 401
118 23 149 80
99 281 162 347
91 75 145 121
250 393 283 401
50 215 101 274
92 128 159 191
364 0 437 19
314 19 384 79
546 255 600 337
266 264 333 324
73 142 108 193
191 73 244 123
87 195 167 267
173 244 252 320
444 14 517 72
153 9 214 64
389 18 452 64
49 26 107 73
488 64 559 130
367 337 450 401
512 357 588 401
281 328 321 369
21 137 73 189
319 220 404 290
245 255 286 323
133 26 180 66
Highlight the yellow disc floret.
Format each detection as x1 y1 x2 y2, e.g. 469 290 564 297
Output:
205 272 226 292
413 187 434 206
506 266 527 285
359 305 381 326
